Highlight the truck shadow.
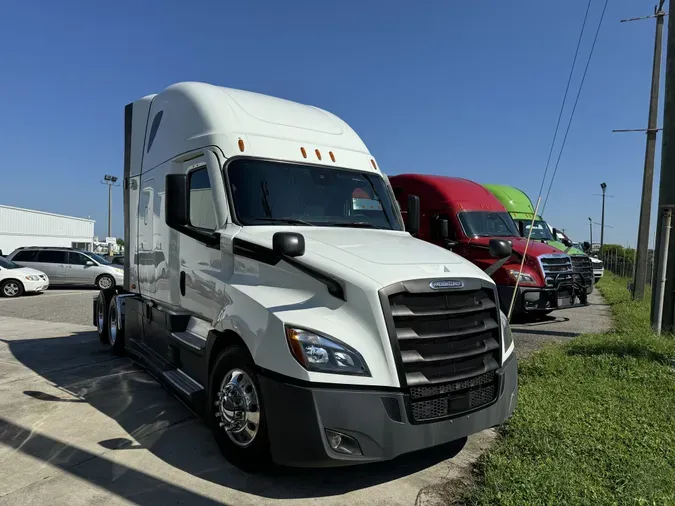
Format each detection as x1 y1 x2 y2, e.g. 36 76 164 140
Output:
2 331 467 502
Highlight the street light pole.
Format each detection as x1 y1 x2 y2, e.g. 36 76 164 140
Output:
101 175 119 240
589 217 593 247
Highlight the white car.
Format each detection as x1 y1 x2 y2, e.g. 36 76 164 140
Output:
590 256 604 283
0 255 49 297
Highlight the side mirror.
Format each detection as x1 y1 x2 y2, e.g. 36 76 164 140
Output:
489 239 512 259
273 232 305 258
85 260 95 267
583 241 591 252
517 221 525 237
407 195 420 236
165 174 189 229
431 217 449 240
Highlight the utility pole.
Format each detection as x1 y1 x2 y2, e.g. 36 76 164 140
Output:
614 2 667 300
101 175 119 239
600 183 608 255
651 1 675 330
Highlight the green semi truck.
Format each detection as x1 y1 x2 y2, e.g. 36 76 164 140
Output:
483 184 594 301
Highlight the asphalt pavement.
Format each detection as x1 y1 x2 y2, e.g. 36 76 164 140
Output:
0 285 612 505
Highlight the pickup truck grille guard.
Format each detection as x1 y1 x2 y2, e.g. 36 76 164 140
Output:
570 254 594 288
379 278 504 424
524 254 588 310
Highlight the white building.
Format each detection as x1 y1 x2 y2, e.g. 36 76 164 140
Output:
0 205 95 255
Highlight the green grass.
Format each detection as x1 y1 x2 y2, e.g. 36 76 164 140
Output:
464 273 675 506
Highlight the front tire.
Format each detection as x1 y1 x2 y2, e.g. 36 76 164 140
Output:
1 280 24 298
209 347 272 472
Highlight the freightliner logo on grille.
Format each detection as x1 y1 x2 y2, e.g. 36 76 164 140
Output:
429 279 464 290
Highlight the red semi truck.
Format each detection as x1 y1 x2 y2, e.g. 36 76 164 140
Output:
388 174 588 316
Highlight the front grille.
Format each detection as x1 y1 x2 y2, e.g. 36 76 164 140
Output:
382 280 501 423
539 254 573 286
571 255 593 286
593 260 604 270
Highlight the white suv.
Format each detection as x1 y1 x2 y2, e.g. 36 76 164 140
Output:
0 255 49 297
7 247 123 290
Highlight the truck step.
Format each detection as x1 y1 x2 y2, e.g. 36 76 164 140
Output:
162 369 204 401
170 330 207 355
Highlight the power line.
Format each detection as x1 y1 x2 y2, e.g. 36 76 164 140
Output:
541 0 610 215
536 0 593 202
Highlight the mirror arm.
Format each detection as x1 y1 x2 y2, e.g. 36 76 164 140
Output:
484 255 511 277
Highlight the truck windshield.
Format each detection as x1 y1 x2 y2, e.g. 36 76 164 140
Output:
459 211 519 237
516 219 554 240
227 159 403 230
0 256 21 269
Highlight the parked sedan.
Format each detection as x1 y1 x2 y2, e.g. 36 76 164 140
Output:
0 255 49 297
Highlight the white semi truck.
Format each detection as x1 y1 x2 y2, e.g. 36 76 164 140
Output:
93 82 518 471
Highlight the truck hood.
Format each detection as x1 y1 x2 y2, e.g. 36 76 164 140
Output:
469 236 564 258
536 239 586 256
235 227 493 287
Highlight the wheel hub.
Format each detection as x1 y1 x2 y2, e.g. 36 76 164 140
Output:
97 296 105 333
215 369 260 447
109 304 117 345
3 283 18 296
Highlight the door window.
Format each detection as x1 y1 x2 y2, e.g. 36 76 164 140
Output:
11 250 38 261
68 252 92 265
189 167 217 230
36 250 67 263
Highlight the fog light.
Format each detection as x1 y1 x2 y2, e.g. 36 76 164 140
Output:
325 429 362 456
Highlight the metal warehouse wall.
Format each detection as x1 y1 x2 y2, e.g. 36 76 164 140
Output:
0 205 95 254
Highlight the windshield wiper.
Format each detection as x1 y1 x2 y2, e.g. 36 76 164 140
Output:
250 217 315 226
329 221 384 229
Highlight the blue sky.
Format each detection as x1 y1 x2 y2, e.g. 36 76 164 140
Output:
0 0 664 246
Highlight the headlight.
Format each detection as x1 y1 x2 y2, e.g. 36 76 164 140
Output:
25 275 40 281
500 311 514 353
507 269 537 285
285 327 370 376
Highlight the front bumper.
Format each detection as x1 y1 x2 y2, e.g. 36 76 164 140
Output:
259 353 518 468
498 283 588 314
23 279 49 293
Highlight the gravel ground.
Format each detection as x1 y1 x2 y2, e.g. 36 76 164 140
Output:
510 289 613 359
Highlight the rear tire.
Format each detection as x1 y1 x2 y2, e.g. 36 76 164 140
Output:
96 290 114 343
108 295 125 356
96 274 115 290
0 280 24 298
209 346 272 472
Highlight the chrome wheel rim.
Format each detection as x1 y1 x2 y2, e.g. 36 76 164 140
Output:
97 295 105 334
3 282 19 296
215 369 260 447
108 302 117 345
99 276 113 289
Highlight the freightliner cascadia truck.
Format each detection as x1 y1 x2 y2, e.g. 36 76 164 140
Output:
482 184 595 292
93 82 518 471
388 174 589 315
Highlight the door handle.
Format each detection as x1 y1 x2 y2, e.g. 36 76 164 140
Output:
180 271 186 296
